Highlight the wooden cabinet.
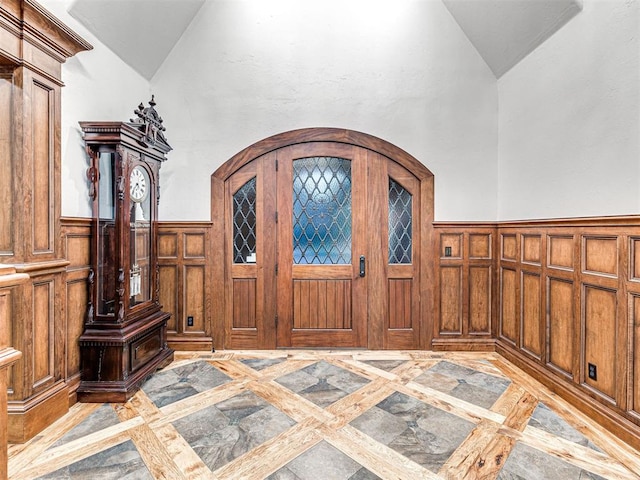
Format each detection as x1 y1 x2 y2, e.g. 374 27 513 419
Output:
0 0 92 442
77 101 174 403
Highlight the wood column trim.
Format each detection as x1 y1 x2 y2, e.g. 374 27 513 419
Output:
0 266 27 480
0 0 91 443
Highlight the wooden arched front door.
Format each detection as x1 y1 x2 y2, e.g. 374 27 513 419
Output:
212 129 434 350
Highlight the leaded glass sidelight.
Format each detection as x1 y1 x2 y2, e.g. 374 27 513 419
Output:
233 177 257 263
388 178 412 264
293 157 352 264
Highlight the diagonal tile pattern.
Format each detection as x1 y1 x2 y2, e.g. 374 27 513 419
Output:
7 351 640 480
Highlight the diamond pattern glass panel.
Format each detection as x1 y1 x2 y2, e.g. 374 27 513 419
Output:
233 177 257 264
293 157 352 264
389 178 412 264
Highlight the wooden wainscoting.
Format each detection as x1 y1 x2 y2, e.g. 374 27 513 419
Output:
492 217 640 450
158 222 213 351
60 219 215 400
60 218 92 404
434 217 640 450
433 224 497 351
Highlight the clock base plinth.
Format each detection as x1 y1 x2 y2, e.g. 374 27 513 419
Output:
77 311 174 403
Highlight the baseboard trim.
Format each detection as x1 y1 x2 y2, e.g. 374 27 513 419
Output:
167 335 213 351
8 382 69 443
431 337 496 351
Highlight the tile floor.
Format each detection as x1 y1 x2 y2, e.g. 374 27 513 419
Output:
8 351 640 479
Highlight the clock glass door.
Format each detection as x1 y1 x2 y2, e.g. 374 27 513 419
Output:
97 151 116 316
130 164 152 307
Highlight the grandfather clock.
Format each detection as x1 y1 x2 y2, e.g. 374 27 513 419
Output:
78 97 174 403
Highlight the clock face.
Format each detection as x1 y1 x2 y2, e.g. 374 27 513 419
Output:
129 166 148 202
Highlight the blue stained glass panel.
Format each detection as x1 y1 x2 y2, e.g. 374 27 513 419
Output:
233 177 257 263
389 178 412 264
293 157 352 264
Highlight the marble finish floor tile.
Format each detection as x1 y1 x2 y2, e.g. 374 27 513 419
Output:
528 403 603 452
172 390 296 471
241 357 287 371
350 391 475 473
275 360 371 408
141 359 232 407
360 360 408 372
8 351 640 480
37 440 152 480
267 441 381 480
50 404 121 448
497 442 607 480
413 360 511 409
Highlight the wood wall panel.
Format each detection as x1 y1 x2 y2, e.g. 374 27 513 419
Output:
547 278 574 377
158 232 178 258
502 234 517 261
548 235 574 270
65 279 86 387
185 265 205 332
0 72 12 255
469 266 491 334
440 233 462 258
388 279 412 329
632 238 640 280
469 234 491 259
233 279 256 329
583 285 617 400
440 266 462 334
158 223 212 350
184 233 205 258
434 226 496 349
522 235 541 265
293 280 351 330
583 237 618 277
159 265 178 333
32 81 54 254
500 268 517 344
32 280 53 390
633 294 640 416
521 272 542 359
65 235 90 269
61 218 91 400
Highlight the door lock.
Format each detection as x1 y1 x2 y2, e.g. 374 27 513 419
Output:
359 255 366 277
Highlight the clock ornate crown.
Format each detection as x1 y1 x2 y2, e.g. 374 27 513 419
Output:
129 95 172 153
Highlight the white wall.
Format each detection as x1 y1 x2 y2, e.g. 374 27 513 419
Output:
40 1 151 218
498 0 639 220
151 0 498 221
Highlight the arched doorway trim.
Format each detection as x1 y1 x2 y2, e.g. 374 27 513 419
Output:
211 128 435 350
212 127 434 183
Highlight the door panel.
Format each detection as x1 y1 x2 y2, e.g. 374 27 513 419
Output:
225 154 277 349
381 160 421 349
224 142 423 349
277 144 367 347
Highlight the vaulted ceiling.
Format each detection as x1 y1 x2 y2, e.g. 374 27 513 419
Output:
68 0 582 81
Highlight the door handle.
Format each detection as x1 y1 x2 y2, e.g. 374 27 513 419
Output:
359 255 366 277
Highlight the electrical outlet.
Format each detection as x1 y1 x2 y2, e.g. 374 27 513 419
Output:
187 316 194 327
445 246 452 257
588 363 597 381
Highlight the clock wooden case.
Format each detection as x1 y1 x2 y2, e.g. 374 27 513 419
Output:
77 98 174 403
